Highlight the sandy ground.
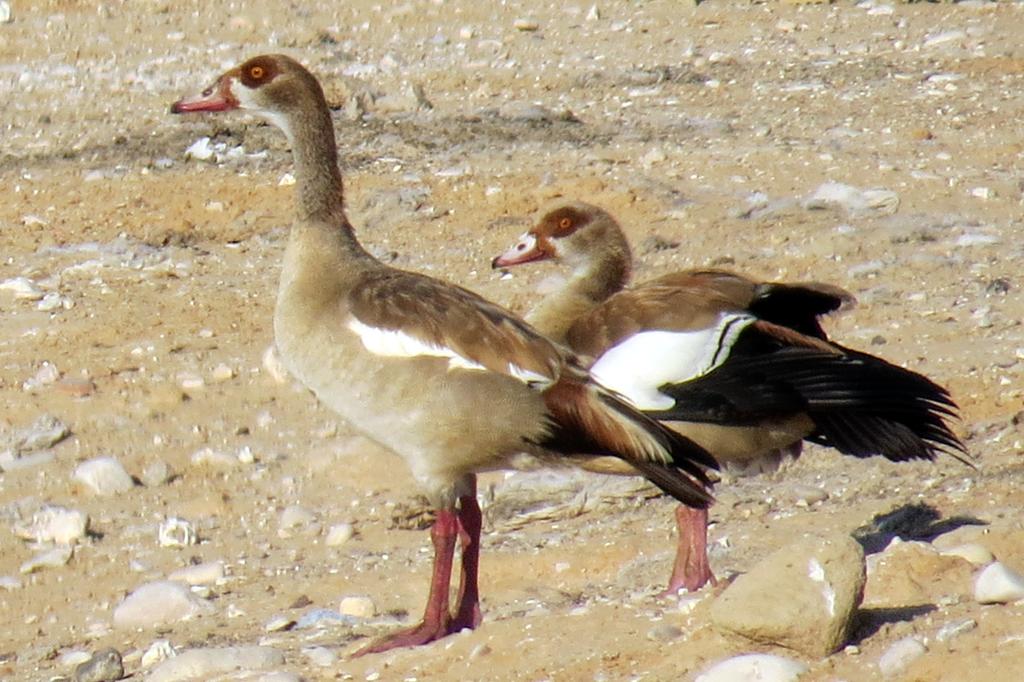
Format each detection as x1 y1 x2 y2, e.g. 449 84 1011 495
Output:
2 0 1023 680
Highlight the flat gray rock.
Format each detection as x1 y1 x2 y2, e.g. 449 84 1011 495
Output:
710 532 865 657
112 580 212 629
146 646 285 682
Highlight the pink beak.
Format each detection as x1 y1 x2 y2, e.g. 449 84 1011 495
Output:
492 233 551 268
170 76 238 114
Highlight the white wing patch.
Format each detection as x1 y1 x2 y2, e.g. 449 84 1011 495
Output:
589 313 755 410
347 318 549 386
347 318 486 371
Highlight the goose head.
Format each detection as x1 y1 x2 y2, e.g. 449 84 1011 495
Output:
170 54 328 143
492 201 632 276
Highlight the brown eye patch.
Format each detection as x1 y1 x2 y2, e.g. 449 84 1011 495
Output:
239 56 278 88
548 209 582 238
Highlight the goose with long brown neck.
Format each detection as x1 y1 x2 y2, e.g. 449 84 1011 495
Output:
494 200 968 594
171 56 718 654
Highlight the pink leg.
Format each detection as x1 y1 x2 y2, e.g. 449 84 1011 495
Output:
662 505 717 596
452 478 482 631
354 509 458 656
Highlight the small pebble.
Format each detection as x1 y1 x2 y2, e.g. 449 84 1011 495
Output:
6 414 70 452
141 640 176 668
168 560 223 585
325 522 355 547
878 637 926 677
61 650 92 668
113 581 213 629
159 517 198 547
184 137 215 162
190 447 237 468
513 18 539 31
296 608 349 629
302 646 337 667
469 643 492 659
73 457 134 496
23 362 60 390
265 614 297 632
0 276 45 300
141 459 173 487
14 505 89 544
695 654 808 682
0 1 11 23
974 562 1024 604
210 363 235 382
278 505 319 536
74 647 123 682
647 624 683 642
339 595 376 618
0 575 23 590
21 545 73 574
936 617 977 642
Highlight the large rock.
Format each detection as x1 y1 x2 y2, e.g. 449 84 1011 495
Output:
710 532 865 657
112 581 212 629
146 646 285 682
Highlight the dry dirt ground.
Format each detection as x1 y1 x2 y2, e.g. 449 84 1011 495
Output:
2 0 1024 680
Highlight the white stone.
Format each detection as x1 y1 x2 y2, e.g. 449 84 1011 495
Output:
803 181 899 216
339 595 376 618
210 363 235 382
0 276 44 300
113 581 212 629
190 447 237 468
278 505 319 536
14 505 89 544
0 575 22 590
141 639 176 668
184 137 215 162
159 517 198 547
264 614 296 632
940 543 994 566
73 457 134 496
20 545 73 573
141 459 173 487
60 649 92 667
0 1 11 24
146 646 284 682
974 562 1024 604
878 637 926 677
695 653 808 682
325 522 355 547
923 30 966 49
168 561 223 585
935 617 977 642
302 646 338 667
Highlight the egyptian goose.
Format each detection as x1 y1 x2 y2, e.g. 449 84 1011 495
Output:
170 56 717 654
493 200 968 593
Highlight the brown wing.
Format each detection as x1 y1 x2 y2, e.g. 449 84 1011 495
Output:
348 269 565 384
566 268 855 357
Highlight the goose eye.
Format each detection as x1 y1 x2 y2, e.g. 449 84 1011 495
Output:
250 66 265 80
558 217 572 230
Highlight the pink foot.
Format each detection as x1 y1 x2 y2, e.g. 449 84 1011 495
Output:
661 504 717 596
353 617 460 657
353 481 484 657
